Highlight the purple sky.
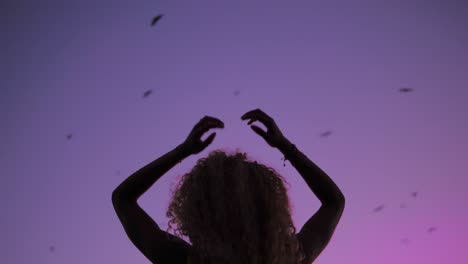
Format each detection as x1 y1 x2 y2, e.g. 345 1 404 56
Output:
2 0 468 263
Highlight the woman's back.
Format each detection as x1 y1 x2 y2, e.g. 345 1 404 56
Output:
112 109 345 264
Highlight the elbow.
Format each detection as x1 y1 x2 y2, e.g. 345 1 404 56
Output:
335 192 345 207
112 190 120 205
112 189 137 205
112 189 125 205
324 193 345 208
337 192 345 204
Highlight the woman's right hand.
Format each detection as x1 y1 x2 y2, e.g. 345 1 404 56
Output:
241 108 288 149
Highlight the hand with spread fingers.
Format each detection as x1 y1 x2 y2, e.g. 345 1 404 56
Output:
241 108 288 150
182 116 224 155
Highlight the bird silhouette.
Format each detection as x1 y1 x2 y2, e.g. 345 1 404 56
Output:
151 14 164 26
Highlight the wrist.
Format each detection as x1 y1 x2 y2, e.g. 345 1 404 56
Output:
176 143 192 157
278 138 294 153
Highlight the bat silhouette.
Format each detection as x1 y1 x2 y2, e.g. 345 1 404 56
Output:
372 204 385 213
66 134 72 140
143 90 153 98
320 130 333 138
233 90 240 96
399 87 414 93
49 246 55 252
427 227 437 233
411 191 418 198
151 14 164 26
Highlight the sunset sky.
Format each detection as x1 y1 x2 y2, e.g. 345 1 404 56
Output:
2 0 468 263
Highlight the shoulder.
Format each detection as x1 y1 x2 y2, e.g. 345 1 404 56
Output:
186 247 201 264
145 233 193 264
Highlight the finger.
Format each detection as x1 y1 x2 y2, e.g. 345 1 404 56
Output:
246 113 272 126
241 109 257 120
247 118 257 125
241 109 258 120
202 116 224 128
194 117 224 137
241 109 272 125
202 132 216 147
250 125 268 140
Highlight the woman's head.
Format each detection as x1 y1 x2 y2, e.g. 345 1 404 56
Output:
166 149 305 264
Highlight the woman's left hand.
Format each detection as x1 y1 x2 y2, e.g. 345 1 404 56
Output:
181 116 224 155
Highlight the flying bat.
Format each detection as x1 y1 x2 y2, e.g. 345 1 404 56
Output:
411 191 418 198
49 246 55 252
151 14 164 26
399 87 414 93
400 238 410 244
427 227 437 233
372 204 385 213
143 90 153 98
66 134 73 140
320 130 333 138
233 90 240 96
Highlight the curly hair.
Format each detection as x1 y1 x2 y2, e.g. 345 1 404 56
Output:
165 149 306 264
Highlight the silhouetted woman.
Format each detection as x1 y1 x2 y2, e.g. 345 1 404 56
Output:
112 108 345 264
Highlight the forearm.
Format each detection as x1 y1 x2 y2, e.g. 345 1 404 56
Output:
112 143 191 202
278 138 345 205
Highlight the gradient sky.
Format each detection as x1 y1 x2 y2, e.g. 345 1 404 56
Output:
2 0 468 263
